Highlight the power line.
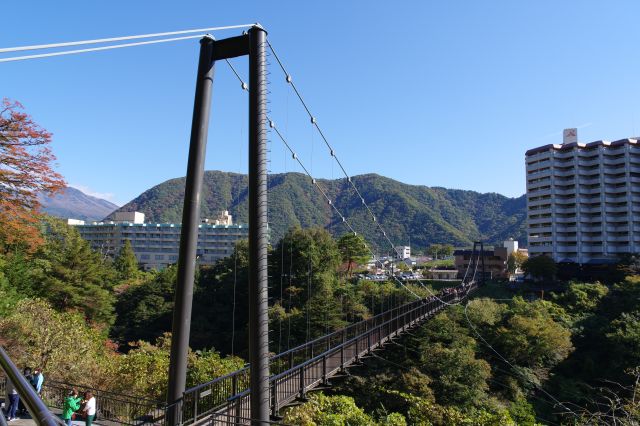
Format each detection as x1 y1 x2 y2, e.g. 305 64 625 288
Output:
0 24 256 53
0 34 206 63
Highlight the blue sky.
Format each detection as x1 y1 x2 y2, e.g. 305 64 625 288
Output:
2 1 640 205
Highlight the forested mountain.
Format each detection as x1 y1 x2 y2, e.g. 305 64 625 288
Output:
112 171 527 249
39 186 119 221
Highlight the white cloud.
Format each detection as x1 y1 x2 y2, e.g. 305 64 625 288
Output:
68 184 120 206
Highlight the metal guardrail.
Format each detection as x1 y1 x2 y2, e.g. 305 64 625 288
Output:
0 375 166 425
41 380 166 425
181 282 476 425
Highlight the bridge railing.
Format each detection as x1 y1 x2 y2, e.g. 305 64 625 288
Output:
41 379 166 425
0 374 166 425
181 283 475 424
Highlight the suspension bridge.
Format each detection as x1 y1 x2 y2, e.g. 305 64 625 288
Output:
0 24 489 426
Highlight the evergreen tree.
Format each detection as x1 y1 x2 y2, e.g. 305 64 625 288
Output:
36 218 116 326
113 240 140 281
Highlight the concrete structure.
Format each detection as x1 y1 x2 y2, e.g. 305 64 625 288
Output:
454 246 509 280
526 132 640 264
423 269 459 280
71 211 249 270
504 238 518 257
395 246 411 259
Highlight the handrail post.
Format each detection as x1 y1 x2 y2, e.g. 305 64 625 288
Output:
193 389 198 422
271 379 278 418
322 355 328 385
298 366 306 400
232 374 238 396
288 351 294 370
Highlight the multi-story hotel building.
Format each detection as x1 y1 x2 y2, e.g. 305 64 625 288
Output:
526 130 640 264
70 211 249 270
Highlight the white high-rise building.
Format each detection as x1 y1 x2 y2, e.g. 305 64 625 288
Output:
526 130 640 264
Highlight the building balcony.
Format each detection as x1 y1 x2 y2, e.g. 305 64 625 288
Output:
607 225 629 232
579 187 602 195
556 207 576 214
578 158 600 167
556 245 578 253
630 165 640 173
579 224 603 232
604 176 627 185
529 236 553 243
581 235 603 243
581 246 604 253
529 187 552 197
556 216 577 224
554 188 577 196
579 206 601 214
605 186 628 195
528 217 553 225
556 225 577 232
606 235 630 243
555 169 578 178
556 235 578 243
527 159 551 169
528 197 552 207
605 206 629 214
529 225 553 233
606 216 629 224
554 151 576 159
556 198 577 206
603 157 626 166
607 246 632 254
605 195 628 203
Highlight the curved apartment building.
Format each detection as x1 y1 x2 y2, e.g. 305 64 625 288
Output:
526 135 640 264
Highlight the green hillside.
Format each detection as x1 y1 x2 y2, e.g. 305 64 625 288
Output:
112 171 527 249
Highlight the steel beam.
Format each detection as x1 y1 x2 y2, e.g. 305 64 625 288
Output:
248 25 270 425
167 35 215 425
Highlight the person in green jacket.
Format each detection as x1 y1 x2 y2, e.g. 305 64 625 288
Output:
62 388 81 426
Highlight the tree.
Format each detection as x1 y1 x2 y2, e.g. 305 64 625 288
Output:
0 99 65 252
36 218 117 326
440 244 454 257
522 255 556 281
113 240 140 281
0 299 113 385
427 244 443 259
506 251 527 275
337 233 370 277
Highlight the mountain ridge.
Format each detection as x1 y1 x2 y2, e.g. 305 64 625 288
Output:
39 186 119 222
112 171 527 250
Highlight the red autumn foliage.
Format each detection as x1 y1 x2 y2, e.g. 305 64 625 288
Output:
0 98 66 252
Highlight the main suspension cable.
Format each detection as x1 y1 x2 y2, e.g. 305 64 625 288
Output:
0 24 256 53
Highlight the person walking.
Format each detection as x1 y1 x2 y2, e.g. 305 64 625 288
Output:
31 368 44 394
62 388 81 426
5 377 19 421
81 391 96 426
18 367 32 415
